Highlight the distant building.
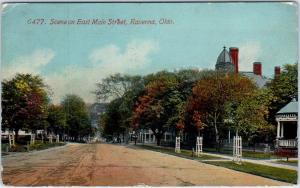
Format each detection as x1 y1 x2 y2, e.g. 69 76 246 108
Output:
89 103 108 128
215 46 235 72
215 46 281 88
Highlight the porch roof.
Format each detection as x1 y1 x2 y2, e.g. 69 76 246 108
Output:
276 98 298 115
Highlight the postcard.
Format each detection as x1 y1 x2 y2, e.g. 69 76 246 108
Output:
1 1 298 186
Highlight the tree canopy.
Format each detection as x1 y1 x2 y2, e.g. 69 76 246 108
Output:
96 64 297 147
61 94 92 141
267 63 298 123
2 74 49 141
186 72 260 148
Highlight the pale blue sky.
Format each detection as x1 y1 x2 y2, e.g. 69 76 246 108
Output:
1 2 298 103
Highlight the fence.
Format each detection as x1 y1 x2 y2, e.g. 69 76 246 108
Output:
196 136 203 156
233 136 242 164
278 139 298 148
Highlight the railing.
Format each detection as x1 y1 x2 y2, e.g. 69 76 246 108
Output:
278 139 298 148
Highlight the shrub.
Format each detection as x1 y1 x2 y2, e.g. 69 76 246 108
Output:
274 148 297 161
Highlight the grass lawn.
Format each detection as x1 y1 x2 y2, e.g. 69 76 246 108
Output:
3 141 66 152
243 151 273 159
29 141 65 151
137 144 223 160
204 161 298 184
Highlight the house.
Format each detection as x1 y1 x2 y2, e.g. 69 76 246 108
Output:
275 98 298 148
215 46 272 88
89 103 108 128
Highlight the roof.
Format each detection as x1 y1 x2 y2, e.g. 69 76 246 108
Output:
215 47 234 72
92 103 107 113
216 47 232 64
277 98 298 114
240 72 269 88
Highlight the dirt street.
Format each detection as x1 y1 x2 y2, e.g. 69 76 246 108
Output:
1 143 291 186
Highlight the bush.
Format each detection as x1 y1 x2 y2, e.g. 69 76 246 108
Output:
29 141 65 151
3 141 65 152
17 135 31 145
8 144 27 152
274 148 297 161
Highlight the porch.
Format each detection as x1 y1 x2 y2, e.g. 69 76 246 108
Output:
275 98 298 149
277 139 298 148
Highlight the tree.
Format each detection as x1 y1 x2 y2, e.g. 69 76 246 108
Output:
1 74 49 142
186 72 256 149
99 98 123 139
225 88 274 141
94 73 143 102
96 74 145 141
132 72 185 145
267 63 298 123
47 104 67 136
192 111 206 136
61 94 92 141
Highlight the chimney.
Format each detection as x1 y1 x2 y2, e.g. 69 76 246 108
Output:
229 47 239 74
253 62 262 76
274 66 281 77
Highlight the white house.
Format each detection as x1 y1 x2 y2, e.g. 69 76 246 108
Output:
275 98 298 148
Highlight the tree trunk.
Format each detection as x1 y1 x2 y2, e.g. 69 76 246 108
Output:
123 132 125 143
213 112 220 152
14 128 19 143
156 134 161 146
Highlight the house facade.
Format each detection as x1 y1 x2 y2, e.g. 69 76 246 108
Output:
275 98 298 149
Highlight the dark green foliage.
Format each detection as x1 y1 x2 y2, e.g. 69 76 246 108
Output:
47 105 67 135
100 98 123 137
61 94 92 141
267 63 298 123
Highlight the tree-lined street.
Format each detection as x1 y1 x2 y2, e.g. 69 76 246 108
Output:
2 143 290 186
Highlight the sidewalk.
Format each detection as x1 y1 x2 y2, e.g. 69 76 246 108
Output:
133 143 298 171
201 152 298 171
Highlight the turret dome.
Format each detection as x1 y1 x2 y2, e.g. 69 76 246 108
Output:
215 46 234 72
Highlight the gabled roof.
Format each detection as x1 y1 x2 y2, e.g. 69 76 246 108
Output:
277 98 298 114
240 72 270 88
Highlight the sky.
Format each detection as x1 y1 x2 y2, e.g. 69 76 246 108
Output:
1 2 298 104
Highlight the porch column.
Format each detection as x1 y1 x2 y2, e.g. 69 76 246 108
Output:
164 132 167 141
139 132 142 142
277 121 280 138
280 123 284 138
228 130 231 143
